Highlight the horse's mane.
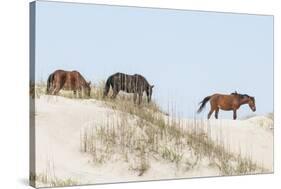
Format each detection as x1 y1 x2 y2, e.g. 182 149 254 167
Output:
231 91 250 98
133 73 150 86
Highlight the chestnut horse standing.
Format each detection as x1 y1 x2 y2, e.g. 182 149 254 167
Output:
46 70 91 98
197 91 256 120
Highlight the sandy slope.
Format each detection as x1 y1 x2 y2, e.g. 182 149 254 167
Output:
181 118 273 170
34 95 273 186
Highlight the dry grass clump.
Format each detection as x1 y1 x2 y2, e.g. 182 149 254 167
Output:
80 114 151 176
30 173 78 188
32 82 46 99
89 80 105 100
30 160 78 187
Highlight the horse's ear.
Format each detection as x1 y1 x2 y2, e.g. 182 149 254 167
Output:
88 81 91 86
151 85 154 88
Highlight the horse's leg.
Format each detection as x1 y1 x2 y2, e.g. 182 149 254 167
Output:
133 92 137 104
50 83 56 95
47 84 54 95
72 81 78 98
138 92 143 105
78 88 82 98
47 86 52 95
50 86 55 95
52 85 60 95
51 88 56 95
233 109 237 120
111 89 119 99
215 108 219 119
53 88 60 95
208 107 215 119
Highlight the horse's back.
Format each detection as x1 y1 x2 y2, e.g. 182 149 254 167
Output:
134 74 150 85
70 70 81 77
69 70 88 82
111 72 123 77
211 93 236 101
53 69 67 75
110 72 134 82
52 70 67 80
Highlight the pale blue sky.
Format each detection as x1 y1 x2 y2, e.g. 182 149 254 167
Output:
35 1 273 118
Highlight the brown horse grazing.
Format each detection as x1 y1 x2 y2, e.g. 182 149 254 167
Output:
46 70 91 98
197 91 256 120
103 72 154 105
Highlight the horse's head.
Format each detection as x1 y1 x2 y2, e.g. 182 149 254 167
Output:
248 96 256 112
146 85 154 103
85 81 91 97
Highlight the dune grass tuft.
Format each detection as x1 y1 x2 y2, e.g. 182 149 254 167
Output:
30 160 78 187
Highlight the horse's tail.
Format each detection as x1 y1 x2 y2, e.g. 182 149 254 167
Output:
103 76 112 98
46 73 54 94
197 96 212 113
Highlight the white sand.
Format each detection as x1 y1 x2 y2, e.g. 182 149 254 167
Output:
181 118 273 170
34 95 273 187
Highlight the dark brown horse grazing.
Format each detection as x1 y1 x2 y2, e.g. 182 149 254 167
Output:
46 70 91 98
197 91 256 120
103 72 154 105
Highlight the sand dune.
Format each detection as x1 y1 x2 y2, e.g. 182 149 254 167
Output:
34 95 273 187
